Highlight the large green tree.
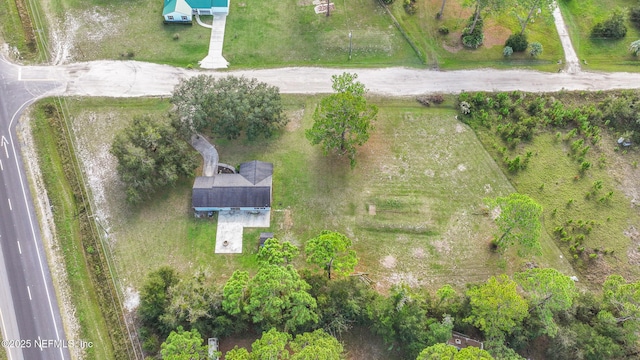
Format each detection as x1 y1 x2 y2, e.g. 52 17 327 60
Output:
305 230 358 279
139 267 180 336
171 75 287 140
485 193 542 255
416 343 494 360
222 270 250 319
514 268 576 337
250 328 291 360
290 329 345 360
224 329 344 360
465 274 528 340
305 72 377 168
110 116 197 204
245 265 319 332
371 284 452 358
600 275 640 332
160 326 209 360
257 237 299 266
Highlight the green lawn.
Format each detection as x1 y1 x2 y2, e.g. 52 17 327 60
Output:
560 0 640 71
42 0 420 68
65 95 572 292
387 0 564 71
38 0 566 69
31 101 116 359
467 92 640 285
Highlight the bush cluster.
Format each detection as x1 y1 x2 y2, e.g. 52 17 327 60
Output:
462 16 484 49
403 0 417 15
591 10 627 39
505 33 528 52
631 6 640 28
416 94 445 106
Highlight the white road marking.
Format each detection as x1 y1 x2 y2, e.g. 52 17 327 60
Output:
7 198 11 211
17 241 21 255
27 286 32 301
1 136 8 158
0 159 3 171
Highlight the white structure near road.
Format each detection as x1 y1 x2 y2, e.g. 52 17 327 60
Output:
162 0 229 23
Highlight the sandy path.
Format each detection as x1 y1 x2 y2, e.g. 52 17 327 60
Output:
553 3 581 73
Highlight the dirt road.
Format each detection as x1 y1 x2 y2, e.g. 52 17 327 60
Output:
22 60 640 98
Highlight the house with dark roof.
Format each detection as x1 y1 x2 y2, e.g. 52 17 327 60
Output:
192 161 273 213
163 0 229 23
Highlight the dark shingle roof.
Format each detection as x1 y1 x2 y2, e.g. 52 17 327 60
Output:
239 161 273 185
192 161 273 208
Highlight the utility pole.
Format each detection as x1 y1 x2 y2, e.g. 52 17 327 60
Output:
349 31 352 60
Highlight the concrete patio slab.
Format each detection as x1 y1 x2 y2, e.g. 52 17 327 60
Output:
215 210 271 253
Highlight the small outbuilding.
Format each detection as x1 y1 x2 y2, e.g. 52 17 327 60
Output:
192 161 273 213
447 331 484 350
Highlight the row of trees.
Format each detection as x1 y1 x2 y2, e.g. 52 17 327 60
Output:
141 254 640 359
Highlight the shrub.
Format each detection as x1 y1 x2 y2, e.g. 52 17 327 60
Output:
172 33 180 40
630 6 640 28
459 101 471 115
505 33 528 52
438 25 450 35
591 10 627 39
503 46 513 57
403 0 417 15
462 16 484 49
529 42 543 57
630 40 640 56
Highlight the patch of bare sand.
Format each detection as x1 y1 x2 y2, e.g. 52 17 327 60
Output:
282 208 293 231
412 247 426 259
285 109 303 131
625 225 640 265
381 255 397 269
386 272 420 287
483 24 511 48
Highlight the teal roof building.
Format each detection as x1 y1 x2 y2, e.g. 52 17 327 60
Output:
163 0 229 23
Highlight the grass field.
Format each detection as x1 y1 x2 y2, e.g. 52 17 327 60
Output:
559 0 640 72
467 91 640 286
40 0 419 68
64 95 573 294
32 0 566 69
387 0 564 71
31 101 117 359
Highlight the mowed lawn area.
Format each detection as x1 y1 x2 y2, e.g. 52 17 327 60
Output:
45 0 419 67
41 0 566 69
65 95 572 292
560 0 640 71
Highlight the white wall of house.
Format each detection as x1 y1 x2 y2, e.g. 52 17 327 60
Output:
164 11 192 22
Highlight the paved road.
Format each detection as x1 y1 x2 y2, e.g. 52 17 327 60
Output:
16 61 640 99
0 58 69 360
